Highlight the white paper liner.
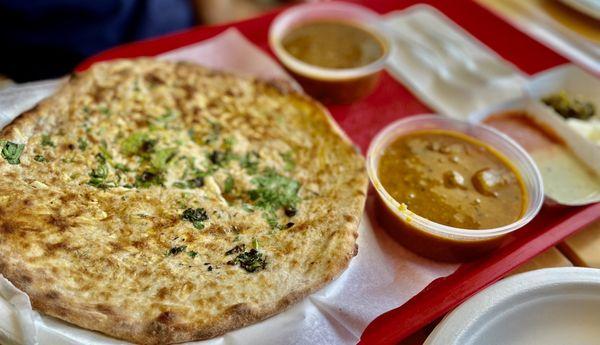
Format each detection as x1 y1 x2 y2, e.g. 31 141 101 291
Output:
0 79 66 130
159 28 300 90
0 28 458 345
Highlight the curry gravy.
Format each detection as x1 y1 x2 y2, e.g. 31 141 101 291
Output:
378 130 526 229
281 20 385 69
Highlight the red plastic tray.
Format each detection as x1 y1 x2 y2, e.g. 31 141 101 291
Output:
78 1 600 344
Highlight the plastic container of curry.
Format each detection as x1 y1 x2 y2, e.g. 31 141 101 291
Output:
367 115 544 262
269 2 390 104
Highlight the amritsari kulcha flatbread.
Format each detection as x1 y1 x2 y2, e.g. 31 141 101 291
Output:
0 59 367 344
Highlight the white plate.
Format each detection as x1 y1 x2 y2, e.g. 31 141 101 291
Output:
425 267 600 345
559 0 600 20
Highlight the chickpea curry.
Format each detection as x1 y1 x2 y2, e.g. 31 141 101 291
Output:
378 130 526 229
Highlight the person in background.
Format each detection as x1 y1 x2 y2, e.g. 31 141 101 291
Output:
0 0 293 82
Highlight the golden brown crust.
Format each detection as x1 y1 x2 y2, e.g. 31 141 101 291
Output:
0 59 367 344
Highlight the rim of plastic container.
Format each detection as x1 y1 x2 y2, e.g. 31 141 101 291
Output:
366 114 545 239
268 1 391 81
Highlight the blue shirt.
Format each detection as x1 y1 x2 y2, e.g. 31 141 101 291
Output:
0 0 195 81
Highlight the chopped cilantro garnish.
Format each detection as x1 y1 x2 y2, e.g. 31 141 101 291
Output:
248 168 300 212
121 132 177 189
182 208 209 230
100 106 110 115
121 132 155 157
241 204 255 213
281 151 295 172
223 137 236 149
227 248 267 273
99 141 113 161
166 245 187 256
87 152 116 188
172 181 187 189
88 157 113 189
225 244 245 256
224 175 234 194
248 168 300 229
77 137 88 151
134 170 164 188
180 156 195 179
113 163 130 172
203 120 222 145
41 134 55 147
187 128 197 142
187 251 198 259
187 176 204 188
0 141 25 165
90 165 108 179
208 149 233 166
173 177 204 190
33 155 46 162
240 151 259 174
263 212 281 230
61 156 75 164
150 148 177 172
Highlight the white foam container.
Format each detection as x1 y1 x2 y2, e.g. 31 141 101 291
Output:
468 64 600 205
525 64 600 149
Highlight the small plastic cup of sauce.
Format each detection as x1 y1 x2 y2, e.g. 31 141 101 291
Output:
367 115 544 262
269 2 390 104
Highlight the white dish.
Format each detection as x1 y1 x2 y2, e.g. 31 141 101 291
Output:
527 64 600 146
426 267 600 345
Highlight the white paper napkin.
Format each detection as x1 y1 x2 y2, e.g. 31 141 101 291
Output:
0 28 458 345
